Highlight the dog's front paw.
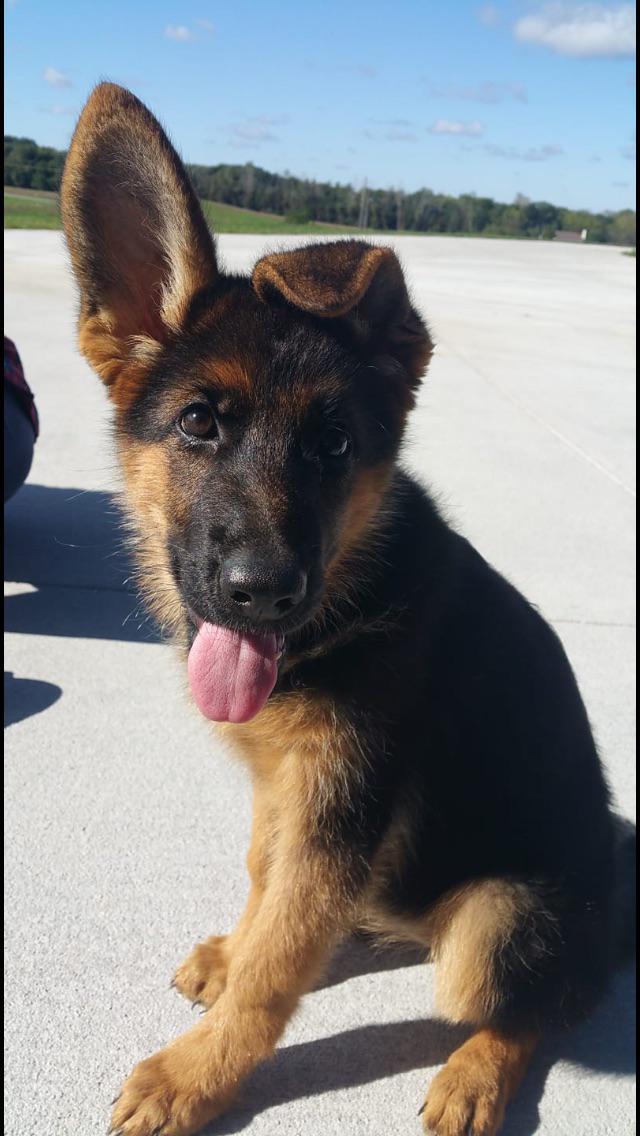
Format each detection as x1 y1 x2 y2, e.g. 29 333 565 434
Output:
421 1059 506 1136
172 935 229 1008
110 1037 234 1136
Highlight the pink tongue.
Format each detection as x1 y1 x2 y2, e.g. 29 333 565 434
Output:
187 622 279 724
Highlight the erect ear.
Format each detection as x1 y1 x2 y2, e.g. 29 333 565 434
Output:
61 83 218 399
252 240 432 387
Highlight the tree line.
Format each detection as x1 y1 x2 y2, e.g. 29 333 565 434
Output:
5 134 636 246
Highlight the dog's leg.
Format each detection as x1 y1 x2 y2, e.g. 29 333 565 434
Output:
172 781 273 1008
111 818 363 1135
420 879 541 1135
421 1027 538 1136
418 874 607 1134
420 879 541 1136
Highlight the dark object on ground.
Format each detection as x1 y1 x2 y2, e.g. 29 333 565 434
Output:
4 336 38 502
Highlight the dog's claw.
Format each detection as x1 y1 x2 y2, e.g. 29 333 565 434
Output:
108 1092 125 1135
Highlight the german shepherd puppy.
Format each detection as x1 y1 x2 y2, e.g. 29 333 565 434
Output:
61 85 633 1136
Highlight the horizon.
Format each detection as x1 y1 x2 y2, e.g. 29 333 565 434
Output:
5 1 637 214
4 134 636 220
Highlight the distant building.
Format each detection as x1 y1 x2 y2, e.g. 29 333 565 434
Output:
554 229 588 243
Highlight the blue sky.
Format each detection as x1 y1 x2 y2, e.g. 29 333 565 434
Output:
4 1 636 212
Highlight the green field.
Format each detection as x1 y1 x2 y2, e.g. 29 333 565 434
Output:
201 199 362 235
6 189 636 253
0 191 515 240
4 188 62 229
4 186 362 235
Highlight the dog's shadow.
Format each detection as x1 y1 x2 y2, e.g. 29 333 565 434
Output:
202 937 635 1135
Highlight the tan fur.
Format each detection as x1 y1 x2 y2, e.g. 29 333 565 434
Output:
78 319 163 407
221 689 373 824
362 873 542 1026
326 462 394 578
117 440 186 639
202 355 253 398
421 1028 538 1136
113 687 371 1134
428 880 539 1024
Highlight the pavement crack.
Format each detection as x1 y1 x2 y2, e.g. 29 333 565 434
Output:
440 340 636 500
551 618 636 629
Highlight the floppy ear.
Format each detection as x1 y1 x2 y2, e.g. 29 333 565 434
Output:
61 83 218 399
252 240 432 387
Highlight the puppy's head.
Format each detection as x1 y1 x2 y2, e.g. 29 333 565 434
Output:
62 84 433 722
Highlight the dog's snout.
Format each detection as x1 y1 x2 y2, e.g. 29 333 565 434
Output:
220 556 308 622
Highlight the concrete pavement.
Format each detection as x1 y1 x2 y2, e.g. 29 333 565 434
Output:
4 231 636 1135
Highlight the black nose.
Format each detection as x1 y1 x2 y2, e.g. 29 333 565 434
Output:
220 556 308 623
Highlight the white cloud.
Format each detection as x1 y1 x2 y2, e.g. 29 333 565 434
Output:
485 142 564 160
514 3 636 58
226 115 287 147
385 128 419 142
371 117 415 127
429 79 527 103
164 24 194 41
197 18 215 32
478 4 501 24
428 119 484 136
43 67 72 88
367 118 418 141
339 63 378 78
37 103 76 116
231 126 277 143
259 113 289 126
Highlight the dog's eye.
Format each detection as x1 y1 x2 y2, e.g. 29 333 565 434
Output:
319 427 351 459
179 404 217 440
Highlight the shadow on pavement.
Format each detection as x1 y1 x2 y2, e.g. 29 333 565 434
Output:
4 670 62 727
319 933 426 989
203 948 635 1136
4 483 160 643
207 1017 473 1135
